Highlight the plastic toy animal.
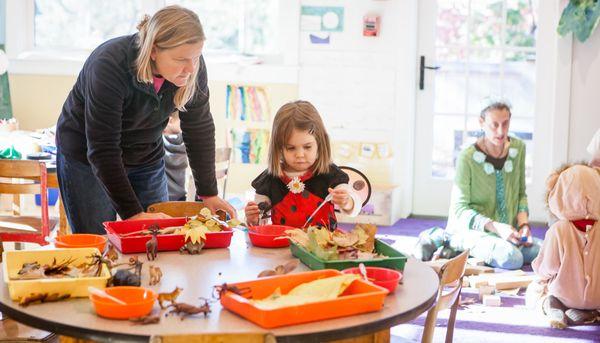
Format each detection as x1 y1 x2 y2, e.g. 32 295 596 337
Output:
148 265 163 286
166 298 211 319
145 225 160 261
129 314 160 325
104 243 119 262
157 286 183 309
212 283 252 299
179 240 204 255
110 269 141 287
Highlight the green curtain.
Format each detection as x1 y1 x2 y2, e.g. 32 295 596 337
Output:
0 43 11 119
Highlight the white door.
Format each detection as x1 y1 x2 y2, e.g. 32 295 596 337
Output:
413 0 539 217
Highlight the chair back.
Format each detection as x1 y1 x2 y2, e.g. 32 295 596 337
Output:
339 166 372 207
147 201 206 217
215 147 232 199
0 160 50 245
422 249 469 343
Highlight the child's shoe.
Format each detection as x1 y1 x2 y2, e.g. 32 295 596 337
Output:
542 295 568 329
565 308 600 325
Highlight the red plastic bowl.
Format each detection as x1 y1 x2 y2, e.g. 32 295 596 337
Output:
55 234 107 252
342 266 402 294
89 286 157 319
247 225 294 248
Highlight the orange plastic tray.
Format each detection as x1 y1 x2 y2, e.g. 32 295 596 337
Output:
220 269 388 328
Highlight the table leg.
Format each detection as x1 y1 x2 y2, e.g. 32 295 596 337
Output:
329 328 390 343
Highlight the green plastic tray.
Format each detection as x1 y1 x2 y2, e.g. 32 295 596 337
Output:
290 239 407 271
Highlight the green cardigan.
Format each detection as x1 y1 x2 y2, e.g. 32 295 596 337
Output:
446 137 528 234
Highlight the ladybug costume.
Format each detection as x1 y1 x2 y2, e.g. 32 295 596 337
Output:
251 164 350 229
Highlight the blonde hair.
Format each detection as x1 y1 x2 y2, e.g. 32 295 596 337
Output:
268 100 332 177
135 5 205 111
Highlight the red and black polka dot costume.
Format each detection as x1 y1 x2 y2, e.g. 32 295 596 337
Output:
251 164 350 229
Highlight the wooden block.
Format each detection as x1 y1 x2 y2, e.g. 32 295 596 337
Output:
489 275 537 290
464 265 494 276
467 257 485 266
469 270 526 288
482 294 501 306
478 285 495 300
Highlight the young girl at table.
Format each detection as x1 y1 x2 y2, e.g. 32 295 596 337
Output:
244 100 361 229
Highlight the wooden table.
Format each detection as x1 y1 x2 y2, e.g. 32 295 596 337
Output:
0 231 439 342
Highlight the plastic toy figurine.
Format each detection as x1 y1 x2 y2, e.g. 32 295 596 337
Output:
145 225 160 261
157 286 183 309
166 298 211 319
148 265 163 286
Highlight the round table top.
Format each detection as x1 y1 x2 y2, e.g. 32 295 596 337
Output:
0 231 439 342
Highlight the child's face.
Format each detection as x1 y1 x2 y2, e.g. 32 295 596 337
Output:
283 129 318 173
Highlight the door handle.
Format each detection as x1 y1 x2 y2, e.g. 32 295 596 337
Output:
419 55 440 90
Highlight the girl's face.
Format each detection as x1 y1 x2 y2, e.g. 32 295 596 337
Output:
480 108 511 147
282 129 318 173
151 41 204 87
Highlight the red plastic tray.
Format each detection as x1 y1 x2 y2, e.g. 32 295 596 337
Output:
220 269 388 328
247 225 293 248
103 218 233 254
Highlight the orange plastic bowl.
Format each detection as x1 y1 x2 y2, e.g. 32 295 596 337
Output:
89 286 157 319
342 267 402 294
55 234 107 252
247 225 294 248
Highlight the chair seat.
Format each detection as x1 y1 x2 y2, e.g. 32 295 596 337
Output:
0 317 56 342
0 216 58 233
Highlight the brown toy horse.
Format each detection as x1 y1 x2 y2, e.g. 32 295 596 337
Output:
145 225 160 261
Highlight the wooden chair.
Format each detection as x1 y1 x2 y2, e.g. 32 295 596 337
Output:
215 147 232 199
185 147 232 202
0 160 56 247
339 166 372 207
147 201 206 217
422 250 469 343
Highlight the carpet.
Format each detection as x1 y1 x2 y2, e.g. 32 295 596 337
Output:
340 218 600 343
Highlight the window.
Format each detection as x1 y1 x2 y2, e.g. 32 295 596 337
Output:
431 0 537 181
34 0 141 51
166 0 279 56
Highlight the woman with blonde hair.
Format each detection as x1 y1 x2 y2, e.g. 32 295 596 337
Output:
56 5 234 234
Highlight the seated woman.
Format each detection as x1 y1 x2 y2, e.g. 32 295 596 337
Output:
416 101 542 269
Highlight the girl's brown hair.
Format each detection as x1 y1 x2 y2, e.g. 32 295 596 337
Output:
135 5 205 111
267 100 332 177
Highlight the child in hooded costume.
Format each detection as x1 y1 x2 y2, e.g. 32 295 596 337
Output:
529 164 600 328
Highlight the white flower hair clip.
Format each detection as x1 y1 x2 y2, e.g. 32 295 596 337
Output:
287 176 305 194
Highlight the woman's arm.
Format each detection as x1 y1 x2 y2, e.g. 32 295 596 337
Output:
450 151 492 232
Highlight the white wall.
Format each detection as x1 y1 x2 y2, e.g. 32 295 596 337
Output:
569 33 600 162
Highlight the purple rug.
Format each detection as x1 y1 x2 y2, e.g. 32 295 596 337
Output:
341 218 600 342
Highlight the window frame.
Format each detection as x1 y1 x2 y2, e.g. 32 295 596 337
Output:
5 0 299 83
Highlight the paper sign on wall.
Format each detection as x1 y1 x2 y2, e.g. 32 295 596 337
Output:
301 6 344 32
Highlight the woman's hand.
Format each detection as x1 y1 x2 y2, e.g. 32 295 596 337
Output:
244 201 260 226
518 224 533 247
485 221 520 245
127 212 171 220
202 195 237 219
328 187 354 211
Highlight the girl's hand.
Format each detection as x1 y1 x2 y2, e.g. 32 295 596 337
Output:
328 187 353 211
518 224 533 247
244 201 260 226
202 196 237 219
